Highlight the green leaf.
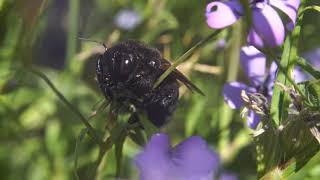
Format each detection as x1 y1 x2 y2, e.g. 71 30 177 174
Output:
286 149 320 179
305 80 320 108
256 110 319 178
128 128 146 147
298 79 320 108
115 130 127 178
270 37 292 127
299 5 320 17
255 128 281 178
280 111 319 178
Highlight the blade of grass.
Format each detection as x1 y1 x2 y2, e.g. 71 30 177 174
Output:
28 68 103 146
270 37 292 127
270 3 305 126
73 128 88 180
219 22 241 156
153 30 222 89
66 0 79 66
296 57 320 79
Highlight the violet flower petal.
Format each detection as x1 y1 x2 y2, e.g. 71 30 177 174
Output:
223 82 256 109
135 134 172 180
293 67 310 83
220 171 238 180
240 46 267 86
114 9 142 30
134 133 219 180
252 4 285 47
247 28 265 48
206 1 242 29
269 0 300 31
247 110 261 129
303 48 320 68
171 136 220 179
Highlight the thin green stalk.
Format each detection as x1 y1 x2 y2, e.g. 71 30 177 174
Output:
296 57 320 79
94 137 113 180
29 68 103 146
298 5 320 17
270 2 306 126
66 0 80 66
273 59 306 100
218 23 241 156
258 48 306 100
73 128 88 180
153 30 222 89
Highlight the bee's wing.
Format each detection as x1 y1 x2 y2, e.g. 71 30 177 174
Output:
160 59 205 96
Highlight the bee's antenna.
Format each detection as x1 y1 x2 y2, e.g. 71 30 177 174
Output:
78 37 107 50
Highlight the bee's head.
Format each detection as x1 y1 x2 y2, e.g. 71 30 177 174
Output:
98 43 139 83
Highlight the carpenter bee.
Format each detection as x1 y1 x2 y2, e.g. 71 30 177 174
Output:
96 40 204 127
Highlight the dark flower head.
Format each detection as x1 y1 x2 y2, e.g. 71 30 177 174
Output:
206 0 301 47
134 133 220 180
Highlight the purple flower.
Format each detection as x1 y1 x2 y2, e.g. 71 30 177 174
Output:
293 48 320 83
114 9 142 30
220 172 238 180
223 46 277 129
134 133 220 180
205 0 301 48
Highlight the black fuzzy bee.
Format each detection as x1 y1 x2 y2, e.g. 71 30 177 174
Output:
96 40 203 127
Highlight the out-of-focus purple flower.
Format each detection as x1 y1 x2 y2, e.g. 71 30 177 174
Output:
223 46 277 129
293 48 320 83
134 133 220 180
220 171 238 180
205 0 301 48
114 9 142 30
216 39 227 50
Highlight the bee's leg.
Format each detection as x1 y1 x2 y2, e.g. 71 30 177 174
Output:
144 80 179 127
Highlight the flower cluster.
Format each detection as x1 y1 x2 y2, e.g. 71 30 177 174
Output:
206 0 301 48
134 133 236 180
222 46 320 129
223 46 277 129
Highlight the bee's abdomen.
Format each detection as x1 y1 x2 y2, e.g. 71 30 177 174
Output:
144 79 179 127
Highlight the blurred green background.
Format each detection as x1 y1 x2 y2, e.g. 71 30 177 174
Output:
1 0 320 179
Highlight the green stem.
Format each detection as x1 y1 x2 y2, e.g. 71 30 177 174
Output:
66 0 80 66
269 2 306 126
29 68 103 146
219 23 241 157
258 48 306 100
153 30 222 89
94 137 113 180
296 57 320 79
